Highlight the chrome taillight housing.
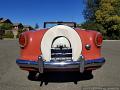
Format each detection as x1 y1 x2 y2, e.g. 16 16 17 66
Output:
95 33 103 47
19 34 27 48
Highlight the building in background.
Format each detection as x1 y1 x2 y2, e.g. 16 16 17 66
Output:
0 17 34 39
23 25 33 31
13 23 23 30
0 18 12 24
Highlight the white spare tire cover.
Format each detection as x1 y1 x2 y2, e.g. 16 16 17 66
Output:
41 25 82 61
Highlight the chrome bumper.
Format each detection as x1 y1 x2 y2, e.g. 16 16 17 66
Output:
38 56 85 73
16 57 105 73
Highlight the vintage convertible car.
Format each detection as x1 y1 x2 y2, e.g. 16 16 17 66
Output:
16 21 105 79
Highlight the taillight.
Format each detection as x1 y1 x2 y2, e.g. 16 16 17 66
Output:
95 33 103 47
19 34 27 47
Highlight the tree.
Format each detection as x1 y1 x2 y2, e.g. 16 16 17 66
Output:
0 23 12 30
83 0 120 39
83 0 101 21
95 0 120 39
81 21 106 34
35 23 39 29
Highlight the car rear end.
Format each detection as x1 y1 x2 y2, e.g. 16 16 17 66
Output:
16 24 105 74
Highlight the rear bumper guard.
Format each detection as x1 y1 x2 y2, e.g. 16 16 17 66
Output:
16 57 105 73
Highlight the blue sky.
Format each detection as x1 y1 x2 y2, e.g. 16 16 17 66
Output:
0 0 85 27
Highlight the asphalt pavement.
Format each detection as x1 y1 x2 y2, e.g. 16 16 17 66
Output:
0 40 120 90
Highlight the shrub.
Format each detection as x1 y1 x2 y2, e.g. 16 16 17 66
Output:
17 29 26 38
3 30 14 38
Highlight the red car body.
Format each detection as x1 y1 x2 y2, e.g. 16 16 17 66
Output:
16 22 105 75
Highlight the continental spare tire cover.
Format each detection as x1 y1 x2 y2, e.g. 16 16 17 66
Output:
41 25 82 61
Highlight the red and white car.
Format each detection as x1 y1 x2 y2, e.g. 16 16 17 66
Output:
16 22 105 79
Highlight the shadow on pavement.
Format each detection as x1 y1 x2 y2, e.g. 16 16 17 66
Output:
27 71 93 86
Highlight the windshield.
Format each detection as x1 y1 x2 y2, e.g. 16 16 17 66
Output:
44 21 76 28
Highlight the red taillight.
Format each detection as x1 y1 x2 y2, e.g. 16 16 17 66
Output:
19 34 27 47
95 33 103 47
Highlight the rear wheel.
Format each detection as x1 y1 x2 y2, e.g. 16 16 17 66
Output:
84 70 92 75
28 71 38 80
83 70 93 80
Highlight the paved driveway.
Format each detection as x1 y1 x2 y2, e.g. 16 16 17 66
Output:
0 40 120 90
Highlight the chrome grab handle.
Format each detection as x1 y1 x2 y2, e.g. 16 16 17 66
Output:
38 56 44 73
